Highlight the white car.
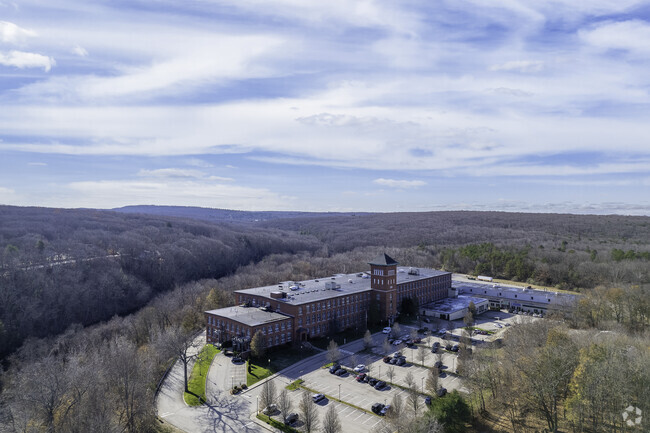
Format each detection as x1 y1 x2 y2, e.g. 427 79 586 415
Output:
392 339 403 346
353 364 366 372
382 327 391 334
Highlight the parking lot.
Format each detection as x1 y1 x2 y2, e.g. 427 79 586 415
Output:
242 311 527 432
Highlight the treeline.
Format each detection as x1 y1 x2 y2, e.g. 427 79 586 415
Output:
464 319 649 433
0 206 321 359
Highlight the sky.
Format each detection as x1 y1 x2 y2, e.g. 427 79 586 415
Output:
1 1 650 215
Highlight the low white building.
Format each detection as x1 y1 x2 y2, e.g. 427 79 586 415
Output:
422 295 489 321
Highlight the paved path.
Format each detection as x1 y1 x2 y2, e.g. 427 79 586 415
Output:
155 331 267 433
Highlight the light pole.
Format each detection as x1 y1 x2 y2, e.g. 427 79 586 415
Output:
421 377 424 393
231 375 234 390
257 397 259 414
379 365 381 379
338 384 341 401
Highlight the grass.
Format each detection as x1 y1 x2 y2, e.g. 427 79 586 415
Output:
256 414 299 433
247 346 316 386
247 362 273 386
285 379 304 390
183 344 220 406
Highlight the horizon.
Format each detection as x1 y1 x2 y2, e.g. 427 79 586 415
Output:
1 2 650 215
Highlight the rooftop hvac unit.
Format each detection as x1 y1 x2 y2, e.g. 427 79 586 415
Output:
348 279 354 283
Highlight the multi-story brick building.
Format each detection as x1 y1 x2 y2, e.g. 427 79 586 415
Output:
205 253 451 350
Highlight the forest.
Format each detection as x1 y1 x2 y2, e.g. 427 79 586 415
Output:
0 205 648 433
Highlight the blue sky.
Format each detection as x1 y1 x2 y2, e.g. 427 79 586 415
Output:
1 1 649 214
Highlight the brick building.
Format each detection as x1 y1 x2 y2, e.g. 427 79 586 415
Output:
205 253 451 350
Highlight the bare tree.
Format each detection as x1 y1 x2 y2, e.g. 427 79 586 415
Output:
322 404 342 433
386 366 396 383
363 329 374 350
391 322 402 339
157 325 200 392
404 371 415 389
382 338 392 356
386 394 406 433
299 391 319 433
426 367 439 395
260 380 277 412
409 329 418 342
327 340 341 365
417 346 428 366
277 389 292 423
407 384 421 416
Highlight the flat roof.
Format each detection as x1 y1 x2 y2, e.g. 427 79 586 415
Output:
424 295 488 314
206 306 290 327
235 266 451 305
454 280 577 301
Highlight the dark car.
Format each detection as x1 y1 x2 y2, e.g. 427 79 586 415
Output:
389 358 398 365
380 404 391 416
335 368 346 376
232 356 243 363
433 342 440 348
363 375 370 383
383 356 391 363
424 396 432 405
445 343 453 350
396 358 406 366
356 373 367 382
414 338 422 344
431 346 438 353
437 388 447 397
374 381 386 390
434 360 443 369
284 413 299 425
451 345 459 352
368 378 378 386
371 403 384 414
329 364 341 374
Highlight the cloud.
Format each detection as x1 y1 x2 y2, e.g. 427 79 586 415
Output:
490 60 544 73
27 162 47 166
0 50 54 71
0 21 35 43
373 178 426 189
137 168 233 182
0 186 15 194
72 45 88 57
66 179 291 210
580 20 650 56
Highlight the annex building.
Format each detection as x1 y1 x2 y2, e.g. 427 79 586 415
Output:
205 253 452 350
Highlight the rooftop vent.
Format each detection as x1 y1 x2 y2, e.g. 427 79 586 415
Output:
408 267 420 276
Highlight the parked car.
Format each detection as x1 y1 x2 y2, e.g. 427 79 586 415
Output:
451 345 459 352
356 373 367 382
413 337 422 344
382 327 392 334
368 378 378 386
262 404 277 415
431 346 438 353
393 351 402 358
433 341 440 348
284 413 298 425
380 404 391 416
436 388 447 397
383 356 391 363
363 375 370 383
312 393 325 403
232 356 243 363
335 368 346 376
371 403 384 414
329 364 341 374
424 396 432 405
392 339 403 346
389 358 398 365
374 381 386 390
396 358 406 366
434 360 443 368
353 364 366 372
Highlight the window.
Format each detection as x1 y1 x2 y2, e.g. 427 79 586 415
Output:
298 307 302 315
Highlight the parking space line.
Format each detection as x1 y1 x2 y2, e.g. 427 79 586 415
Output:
372 419 382 428
353 412 366 421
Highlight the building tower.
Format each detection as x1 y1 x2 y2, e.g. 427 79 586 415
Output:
369 253 398 324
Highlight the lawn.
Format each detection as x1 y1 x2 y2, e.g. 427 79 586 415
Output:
183 344 220 406
247 346 317 386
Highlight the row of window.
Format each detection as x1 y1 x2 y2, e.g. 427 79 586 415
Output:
267 333 292 347
299 293 369 315
206 316 292 337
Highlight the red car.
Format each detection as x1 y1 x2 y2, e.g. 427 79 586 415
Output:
356 373 367 382
383 356 391 363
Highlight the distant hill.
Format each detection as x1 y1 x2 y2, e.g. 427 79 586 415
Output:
113 205 369 222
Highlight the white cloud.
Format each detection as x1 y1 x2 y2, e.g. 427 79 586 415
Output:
373 178 426 189
66 179 291 210
27 162 47 166
72 45 88 57
0 21 35 43
137 168 233 182
490 60 544 73
0 186 14 194
0 50 54 71
580 20 650 56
